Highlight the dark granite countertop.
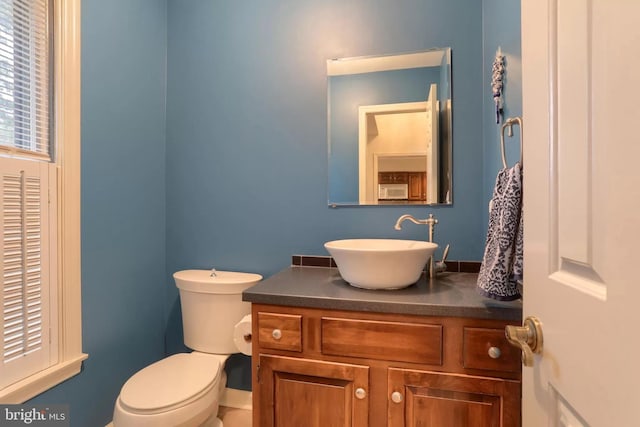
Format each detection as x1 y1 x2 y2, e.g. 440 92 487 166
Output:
243 266 522 321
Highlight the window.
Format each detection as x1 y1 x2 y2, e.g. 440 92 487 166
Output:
0 0 51 159
0 0 84 403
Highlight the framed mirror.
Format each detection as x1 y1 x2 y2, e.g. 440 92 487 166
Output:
327 47 452 206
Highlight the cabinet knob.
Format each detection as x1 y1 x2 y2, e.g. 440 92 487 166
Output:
272 329 282 340
391 391 403 403
488 346 502 359
355 388 366 399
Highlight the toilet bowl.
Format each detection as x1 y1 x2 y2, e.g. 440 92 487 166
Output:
113 353 227 427
113 270 261 427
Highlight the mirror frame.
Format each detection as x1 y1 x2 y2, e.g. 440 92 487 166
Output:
327 47 452 207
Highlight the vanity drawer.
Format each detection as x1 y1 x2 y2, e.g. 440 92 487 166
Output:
257 312 302 352
321 317 442 365
463 327 521 373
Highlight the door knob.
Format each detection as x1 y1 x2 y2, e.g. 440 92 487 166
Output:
505 316 543 367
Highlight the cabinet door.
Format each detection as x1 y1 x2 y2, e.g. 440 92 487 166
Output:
379 172 394 184
259 355 369 427
379 172 409 184
388 368 521 427
408 172 426 201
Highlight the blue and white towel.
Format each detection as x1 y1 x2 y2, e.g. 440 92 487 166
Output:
477 162 523 300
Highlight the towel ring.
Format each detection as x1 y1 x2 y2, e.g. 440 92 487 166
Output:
500 116 523 168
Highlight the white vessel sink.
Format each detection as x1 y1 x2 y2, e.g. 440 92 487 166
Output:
324 239 438 290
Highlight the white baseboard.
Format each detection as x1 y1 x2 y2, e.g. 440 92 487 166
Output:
219 387 252 411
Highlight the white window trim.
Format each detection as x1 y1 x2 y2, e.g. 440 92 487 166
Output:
0 0 86 403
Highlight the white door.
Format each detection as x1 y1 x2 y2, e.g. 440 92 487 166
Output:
522 0 640 426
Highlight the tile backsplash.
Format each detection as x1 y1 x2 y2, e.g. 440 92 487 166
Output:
291 255 480 273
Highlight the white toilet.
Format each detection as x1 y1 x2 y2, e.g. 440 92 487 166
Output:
112 269 261 427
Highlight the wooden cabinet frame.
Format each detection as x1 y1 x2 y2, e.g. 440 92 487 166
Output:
251 304 521 427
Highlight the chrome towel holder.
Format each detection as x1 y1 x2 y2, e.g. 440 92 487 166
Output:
500 116 523 168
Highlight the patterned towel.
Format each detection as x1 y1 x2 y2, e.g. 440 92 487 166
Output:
477 162 523 300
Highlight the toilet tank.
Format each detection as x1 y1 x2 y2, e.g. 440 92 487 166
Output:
174 270 262 354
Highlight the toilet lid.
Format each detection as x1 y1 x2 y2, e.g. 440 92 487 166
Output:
120 353 221 413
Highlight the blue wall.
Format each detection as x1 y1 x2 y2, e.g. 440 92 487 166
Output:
28 1 168 426
481 0 523 235
165 0 484 274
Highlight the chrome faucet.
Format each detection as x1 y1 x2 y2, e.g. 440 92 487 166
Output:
394 214 448 278
394 214 438 241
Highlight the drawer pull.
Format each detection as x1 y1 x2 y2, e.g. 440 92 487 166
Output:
488 346 502 359
355 388 366 399
391 391 403 403
272 329 282 340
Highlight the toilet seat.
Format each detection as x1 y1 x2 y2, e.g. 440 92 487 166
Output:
119 353 222 415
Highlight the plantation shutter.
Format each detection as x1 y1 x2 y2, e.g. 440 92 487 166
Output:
0 157 52 389
0 0 53 389
0 0 52 160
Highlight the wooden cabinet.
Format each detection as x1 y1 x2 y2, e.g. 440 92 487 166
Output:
407 172 426 201
258 355 369 427
378 172 408 184
387 369 520 427
257 312 302 352
252 304 521 427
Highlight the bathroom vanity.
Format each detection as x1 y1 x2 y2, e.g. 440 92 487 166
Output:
243 266 522 427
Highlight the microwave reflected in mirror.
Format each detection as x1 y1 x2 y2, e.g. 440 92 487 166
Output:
327 48 452 206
